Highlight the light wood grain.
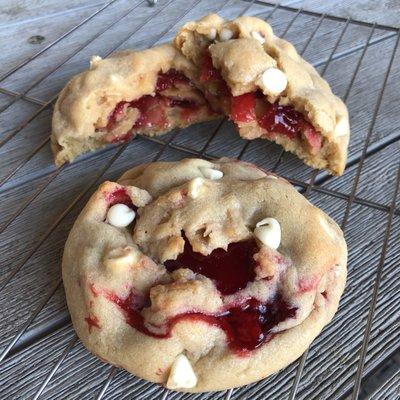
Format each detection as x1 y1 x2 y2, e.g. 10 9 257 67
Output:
0 1 399 399
278 0 400 28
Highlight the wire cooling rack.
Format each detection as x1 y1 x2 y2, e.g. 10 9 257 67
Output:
0 1 399 399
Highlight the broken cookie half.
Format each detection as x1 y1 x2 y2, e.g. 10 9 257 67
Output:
174 14 350 175
51 44 219 166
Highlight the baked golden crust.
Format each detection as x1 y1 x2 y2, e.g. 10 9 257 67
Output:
52 44 217 166
63 158 347 392
174 15 350 175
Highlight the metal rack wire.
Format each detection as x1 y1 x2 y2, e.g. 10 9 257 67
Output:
0 0 399 399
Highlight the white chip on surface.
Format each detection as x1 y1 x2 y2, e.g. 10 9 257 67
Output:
166 354 198 390
258 67 288 96
254 217 281 249
318 214 337 240
251 31 266 44
199 167 223 180
90 55 102 69
219 28 233 41
334 115 349 137
188 177 204 199
207 28 217 40
104 246 139 270
106 204 135 228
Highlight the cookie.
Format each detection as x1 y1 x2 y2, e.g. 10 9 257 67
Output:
174 14 350 175
52 14 349 175
62 158 347 392
51 44 219 166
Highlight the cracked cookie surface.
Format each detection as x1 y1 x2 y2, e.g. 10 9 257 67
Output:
63 158 347 392
174 14 350 175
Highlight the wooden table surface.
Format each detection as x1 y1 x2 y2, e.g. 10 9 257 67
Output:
0 1 399 400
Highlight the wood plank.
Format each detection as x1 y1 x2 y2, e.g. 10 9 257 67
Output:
277 0 400 29
0 138 162 352
366 369 400 400
0 0 105 26
0 97 39 134
0 1 399 399
0 3 107 77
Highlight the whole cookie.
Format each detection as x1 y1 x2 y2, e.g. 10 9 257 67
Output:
62 158 347 392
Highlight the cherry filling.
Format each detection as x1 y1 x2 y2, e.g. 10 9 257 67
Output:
200 53 224 83
85 315 100 333
104 187 134 208
108 290 296 354
199 53 322 153
107 238 297 354
156 69 191 91
130 95 169 129
104 69 208 140
164 238 258 295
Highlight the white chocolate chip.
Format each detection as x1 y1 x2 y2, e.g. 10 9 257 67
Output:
188 177 204 199
258 67 288 96
166 354 197 390
251 31 265 44
219 28 233 41
254 218 281 249
207 28 217 41
104 246 139 271
199 167 223 180
106 204 135 228
90 55 102 68
319 215 337 240
334 115 349 137
110 74 119 83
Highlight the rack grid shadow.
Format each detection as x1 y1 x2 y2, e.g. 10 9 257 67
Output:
0 0 399 399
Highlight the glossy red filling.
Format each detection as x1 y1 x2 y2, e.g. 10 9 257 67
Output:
108 290 296 353
200 53 322 152
164 238 258 295
156 69 191 91
107 239 297 353
104 187 134 208
235 92 320 148
105 69 207 139
199 53 224 82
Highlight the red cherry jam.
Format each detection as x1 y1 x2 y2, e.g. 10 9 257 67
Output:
106 239 297 353
219 296 296 351
230 93 256 123
104 69 204 137
130 95 169 129
164 238 258 295
199 53 223 82
197 52 322 152
156 69 191 92
107 290 296 354
229 91 322 152
85 315 100 333
257 101 308 139
104 187 134 208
